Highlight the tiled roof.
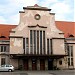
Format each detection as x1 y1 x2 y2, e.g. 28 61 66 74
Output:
0 21 75 40
55 21 75 37
0 24 16 40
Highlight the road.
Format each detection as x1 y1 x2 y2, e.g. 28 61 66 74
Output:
0 70 75 75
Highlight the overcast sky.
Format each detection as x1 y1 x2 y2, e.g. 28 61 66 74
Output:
0 0 74 24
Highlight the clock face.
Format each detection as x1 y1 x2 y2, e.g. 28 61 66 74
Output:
35 14 40 20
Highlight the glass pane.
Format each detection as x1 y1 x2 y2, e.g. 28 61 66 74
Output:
68 58 70 66
1 46 3 52
47 39 49 54
34 30 36 54
40 31 42 54
71 46 73 57
37 31 39 54
4 46 6 52
43 31 45 54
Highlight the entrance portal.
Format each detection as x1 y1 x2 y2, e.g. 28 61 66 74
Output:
40 59 45 70
48 59 53 70
23 59 28 70
32 59 37 70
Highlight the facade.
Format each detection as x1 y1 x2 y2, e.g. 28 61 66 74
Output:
0 4 75 70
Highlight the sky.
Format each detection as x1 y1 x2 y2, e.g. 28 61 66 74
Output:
0 0 74 25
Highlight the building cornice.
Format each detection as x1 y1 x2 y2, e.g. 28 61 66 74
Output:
23 7 51 11
9 36 23 38
65 38 75 40
52 38 65 39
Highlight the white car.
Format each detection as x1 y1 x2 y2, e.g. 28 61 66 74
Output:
0 64 14 72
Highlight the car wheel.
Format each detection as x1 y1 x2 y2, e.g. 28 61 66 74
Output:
8 69 12 72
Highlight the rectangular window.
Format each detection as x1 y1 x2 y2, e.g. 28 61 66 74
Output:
37 31 39 54
43 31 45 54
34 30 36 54
67 46 69 56
30 30 32 44
1 58 5 65
0 46 6 52
30 30 46 55
47 39 49 54
30 30 33 54
23 38 25 53
26 38 29 54
67 45 73 67
40 31 42 54
1 46 3 52
68 58 70 66
71 58 73 66
4 46 6 52
71 46 73 57
47 39 51 54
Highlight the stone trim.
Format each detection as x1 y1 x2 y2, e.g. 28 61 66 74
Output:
28 24 47 28
23 7 51 11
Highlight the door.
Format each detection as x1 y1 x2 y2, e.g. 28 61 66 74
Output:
23 59 28 70
40 59 45 70
32 59 37 70
48 59 53 70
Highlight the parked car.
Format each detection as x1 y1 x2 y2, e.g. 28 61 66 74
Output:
0 64 14 72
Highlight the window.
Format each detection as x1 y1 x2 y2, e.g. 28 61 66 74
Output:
0 46 6 52
30 30 46 55
47 39 51 54
67 45 73 66
1 46 3 52
43 31 45 54
30 30 33 54
69 34 74 37
1 58 5 65
47 39 49 54
68 58 70 66
37 31 39 54
40 31 42 54
23 38 29 54
26 38 29 54
71 58 73 66
59 60 62 65
23 38 25 51
34 30 36 54
4 46 6 52
71 46 73 57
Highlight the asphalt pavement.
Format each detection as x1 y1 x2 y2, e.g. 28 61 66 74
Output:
0 70 75 75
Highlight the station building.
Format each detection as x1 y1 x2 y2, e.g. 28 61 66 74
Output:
0 4 75 70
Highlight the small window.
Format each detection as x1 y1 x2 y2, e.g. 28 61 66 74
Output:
1 58 5 65
59 60 62 65
69 34 74 37
1 46 3 52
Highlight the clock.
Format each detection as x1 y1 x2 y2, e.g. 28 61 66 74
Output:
35 14 41 20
